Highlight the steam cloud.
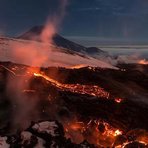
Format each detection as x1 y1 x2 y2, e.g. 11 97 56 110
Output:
41 0 68 43
96 53 148 66
6 0 69 130
10 0 68 67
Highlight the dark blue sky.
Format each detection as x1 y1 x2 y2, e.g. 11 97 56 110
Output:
0 0 148 45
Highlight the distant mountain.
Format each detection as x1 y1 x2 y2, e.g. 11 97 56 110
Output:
18 26 105 55
86 47 108 57
0 36 116 69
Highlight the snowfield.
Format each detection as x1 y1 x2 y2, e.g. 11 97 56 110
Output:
0 37 117 69
32 121 59 137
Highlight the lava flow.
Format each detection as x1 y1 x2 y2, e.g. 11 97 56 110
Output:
64 119 123 147
34 72 110 99
138 59 148 65
1 64 148 147
0 64 121 100
115 98 123 103
64 119 148 147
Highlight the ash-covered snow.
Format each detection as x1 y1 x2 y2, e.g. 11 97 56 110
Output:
21 131 32 141
32 121 59 137
50 140 59 148
34 137 45 148
21 131 33 145
0 137 10 148
3 121 95 147
0 120 147 147
21 131 46 148
0 37 117 69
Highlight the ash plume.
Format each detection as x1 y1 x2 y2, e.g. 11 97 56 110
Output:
6 0 69 130
10 0 68 67
41 0 68 43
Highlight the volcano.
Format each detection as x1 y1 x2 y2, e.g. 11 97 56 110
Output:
0 34 115 69
0 26 148 147
0 61 148 147
18 25 106 55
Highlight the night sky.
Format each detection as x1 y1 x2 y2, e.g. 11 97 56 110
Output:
0 0 148 45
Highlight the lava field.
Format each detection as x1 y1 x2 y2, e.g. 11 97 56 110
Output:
0 61 148 147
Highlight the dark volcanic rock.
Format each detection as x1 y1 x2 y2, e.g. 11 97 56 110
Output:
1 120 148 148
124 141 148 148
2 121 96 148
0 62 148 147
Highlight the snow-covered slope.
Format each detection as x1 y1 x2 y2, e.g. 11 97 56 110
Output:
18 26 109 56
0 37 117 69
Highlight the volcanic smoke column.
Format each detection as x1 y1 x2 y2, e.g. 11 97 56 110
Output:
6 0 69 130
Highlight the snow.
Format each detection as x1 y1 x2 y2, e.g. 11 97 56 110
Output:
21 131 32 140
20 131 46 147
0 137 10 148
32 121 59 137
34 137 45 148
50 141 59 148
0 37 117 69
21 131 32 144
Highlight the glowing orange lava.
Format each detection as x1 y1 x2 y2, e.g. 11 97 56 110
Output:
139 59 148 65
114 129 122 136
70 64 88 69
34 72 110 98
64 120 123 147
1 65 147 147
115 98 123 103
22 90 36 93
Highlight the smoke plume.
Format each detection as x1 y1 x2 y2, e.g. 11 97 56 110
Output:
6 0 69 130
41 0 68 43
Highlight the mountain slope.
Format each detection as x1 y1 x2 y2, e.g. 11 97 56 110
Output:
0 36 116 69
18 26 105 55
